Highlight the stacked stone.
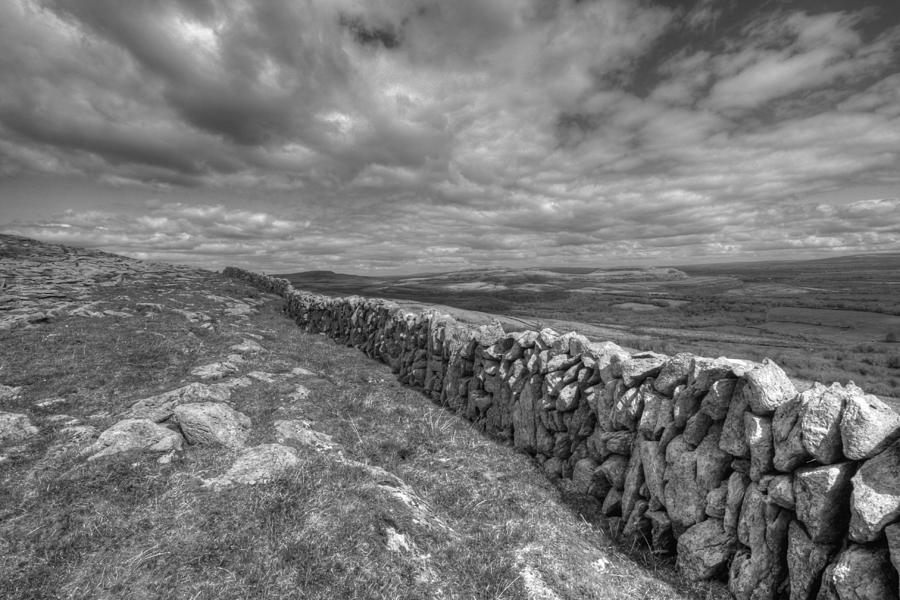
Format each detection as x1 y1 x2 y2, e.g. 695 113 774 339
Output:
225 267 900 600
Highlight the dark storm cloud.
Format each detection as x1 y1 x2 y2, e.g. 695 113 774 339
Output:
1 0 899 271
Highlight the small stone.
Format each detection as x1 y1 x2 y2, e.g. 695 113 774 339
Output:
720 382 750 457
599 454 629 489
700 378 737 421
706 484 728 518
773 394 809 472
620 352 667 387
745 413 774 481
768 475 794 510
653 353 694 396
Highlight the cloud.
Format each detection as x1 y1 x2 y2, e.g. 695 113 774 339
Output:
1 0 899 271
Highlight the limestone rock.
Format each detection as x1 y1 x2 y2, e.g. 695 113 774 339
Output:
602 488 622 516
673 384 700 428
720 381 750 457
686 356 754 397
664 435 707 533
768 475 794 510
676 518 734 581
513 376 541 453
773 393 810 472
208 444 299 488
621 450 645 519
787 520 835 600
706 484 728 518
123 382 232 422
700 378 737 421
840 389 900 460
600 454 629 489
0 411 39 445
230 339 265 353
174 402 251 448
849 440 900 543
745 413 774 481
612 386 643 431
829 545 898 600
274 419 335 451
590 342 630 383
653 352 694 396
572 457 602 496
637 385 665 438
86 418 183 460
640 439 666 505
887 523 900 594
696 424 731 491
730 491 792 600
555 382 579 412
620 352 667 387
647 510 675 554
794 462 855 543
801 383 848 465
683 411 712 447
743 358 796 415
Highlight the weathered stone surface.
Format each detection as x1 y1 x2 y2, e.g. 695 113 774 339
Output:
707 484 728 518
725 472 750 536
653 352 694 396
86 418 183 460
794 462 855 543
849 440 900 543
664 435 707 533
622 449 645 519
174 402 251 448
840 388 900 460
828 545 897 600
555 382 579 412
640 439 666 506
720 381 750 457
887 523 900 593
768 475 794 510
686 356 754 397
122 382 232 422
696 424 731 491
731 488 792 600
673 384 700 428
637 385 665 438
620 352 667 387
647 510 675 554
623 499 650 538
743 358 796 416
787 520 835 600
602 488 622 516
612 386 643 431
274 419 335 451
801 383 847 465
601 430 635 456
745 413 774 481
676 518 734 581
208 444 299 488
0 411 39 445
572 457 600 495
513 376 541 453
599 454 629 489
773 393 810 472
683 411 712 447
654 397 674 440
699 378 737 421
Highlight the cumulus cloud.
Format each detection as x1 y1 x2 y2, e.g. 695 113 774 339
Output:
1 0 899 271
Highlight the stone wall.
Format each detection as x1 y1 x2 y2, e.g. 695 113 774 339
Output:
224 266 900 600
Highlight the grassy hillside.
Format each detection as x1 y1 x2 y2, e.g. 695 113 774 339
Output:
0 235 726 600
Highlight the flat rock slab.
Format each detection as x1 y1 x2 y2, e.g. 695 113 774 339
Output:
85 419 183 460
174 402 251 448
123 382 232 422
207 444 299 488
0 411 39 445
274 419 336 451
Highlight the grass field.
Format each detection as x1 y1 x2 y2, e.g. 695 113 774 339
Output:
1 237 729 600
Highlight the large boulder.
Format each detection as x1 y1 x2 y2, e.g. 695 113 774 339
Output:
0 411 39 445
840 388 900 460
793 462 855 543
85 419 183 460
848 440 900 543
174 402 251 448
676 518 735 580
743 359 796 415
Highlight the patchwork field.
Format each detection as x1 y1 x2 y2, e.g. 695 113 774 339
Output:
280 253 900 408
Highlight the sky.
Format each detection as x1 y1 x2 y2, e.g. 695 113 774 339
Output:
1 0 899 274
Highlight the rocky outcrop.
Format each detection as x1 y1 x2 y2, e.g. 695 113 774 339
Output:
85 419 183 460
225 266 900 600
0 411 39 445
173 402 251 448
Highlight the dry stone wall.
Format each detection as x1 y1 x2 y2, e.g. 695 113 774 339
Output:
224 266 900 600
